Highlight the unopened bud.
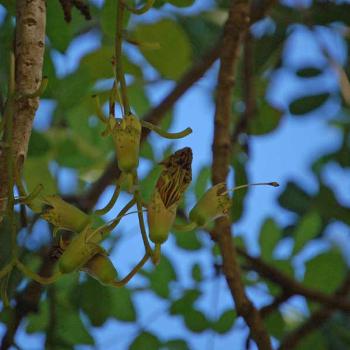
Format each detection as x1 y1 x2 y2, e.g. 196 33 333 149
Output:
41 195 90 232
189 183 230 227
147 190 177 244
112 114 141 173
82 253 118 286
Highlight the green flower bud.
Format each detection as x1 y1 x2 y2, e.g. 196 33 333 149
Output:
189 183 230 227
82 253 118 286
147 190 177 244
112 114 141 173
147 147 192 243
58 226 104 274
41 195 90 232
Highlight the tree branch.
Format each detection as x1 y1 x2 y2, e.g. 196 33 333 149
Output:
210 1 272 349
278 273 350 350
238 247 350 313
0 0 46 218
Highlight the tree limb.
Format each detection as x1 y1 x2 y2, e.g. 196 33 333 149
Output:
238 247 350 313
210 1 272 349
0 0 46 219
278 273 350 350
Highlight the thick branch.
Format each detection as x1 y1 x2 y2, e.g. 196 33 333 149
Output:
210 1 272 349
0 0 46 217
238 247 350 313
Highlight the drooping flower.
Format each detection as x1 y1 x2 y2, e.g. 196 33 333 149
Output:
110 114 142 173
189 182 230 227
41 195 90 233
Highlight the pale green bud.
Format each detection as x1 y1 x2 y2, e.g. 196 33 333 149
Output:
147 190 177 244
189 183 231 227
82 253 118 286
112 114 141 173
41 195 90 232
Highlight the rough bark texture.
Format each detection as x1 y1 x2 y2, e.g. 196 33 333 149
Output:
211 1 272 349
0 0 46 217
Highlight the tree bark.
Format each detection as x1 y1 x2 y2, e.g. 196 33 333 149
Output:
0 0 46 219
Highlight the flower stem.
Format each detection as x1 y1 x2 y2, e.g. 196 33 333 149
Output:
115 1 130 115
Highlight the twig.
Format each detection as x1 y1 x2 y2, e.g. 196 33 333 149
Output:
278 274 350 350
210 1 272 349
237 247 350 313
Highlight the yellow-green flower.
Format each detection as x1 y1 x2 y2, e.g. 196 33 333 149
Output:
189 182 230 227
111 114 141 173
82 253 118 286
41 195 90 233
148 147 192 243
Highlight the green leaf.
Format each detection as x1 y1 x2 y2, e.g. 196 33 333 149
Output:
129 332 161 350
110 286 137 322
304 250 347 294
170 289 201 315
211 309 236 334
179 14 220 57
264 311 285 339
292 211 322 255
46 0 88 52
183 308 210 333
133 19 192 80
78 278 113 326
194 166 211 200
296 331 327 350
248 101 282 135
162 339 190 350
148 254 177 298
78 278 136 325
167 0 195 7
26 300 49 333
79 47 114 80
278 182 312 215
56 306 94 346
296 67 323 78
289 93 330 115
259 218 282 261
174 229 202 251
23 156 57 200
191 263 202 282
231 158 248 222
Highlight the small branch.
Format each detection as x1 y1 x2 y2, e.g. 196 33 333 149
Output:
260 291 292 318
278 274 350 350
210 1 272 349
237 247 350 313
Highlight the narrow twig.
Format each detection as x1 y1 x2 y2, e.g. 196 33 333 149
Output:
210 1 272 349
237 247 350 313
278 274 350 350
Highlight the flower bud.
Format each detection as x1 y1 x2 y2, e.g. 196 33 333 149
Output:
58 226 103 274
41 195 90 232
82 253 118 286
189 183 231 227
147 147 192 243
112 114 141 173
148 190 177 244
